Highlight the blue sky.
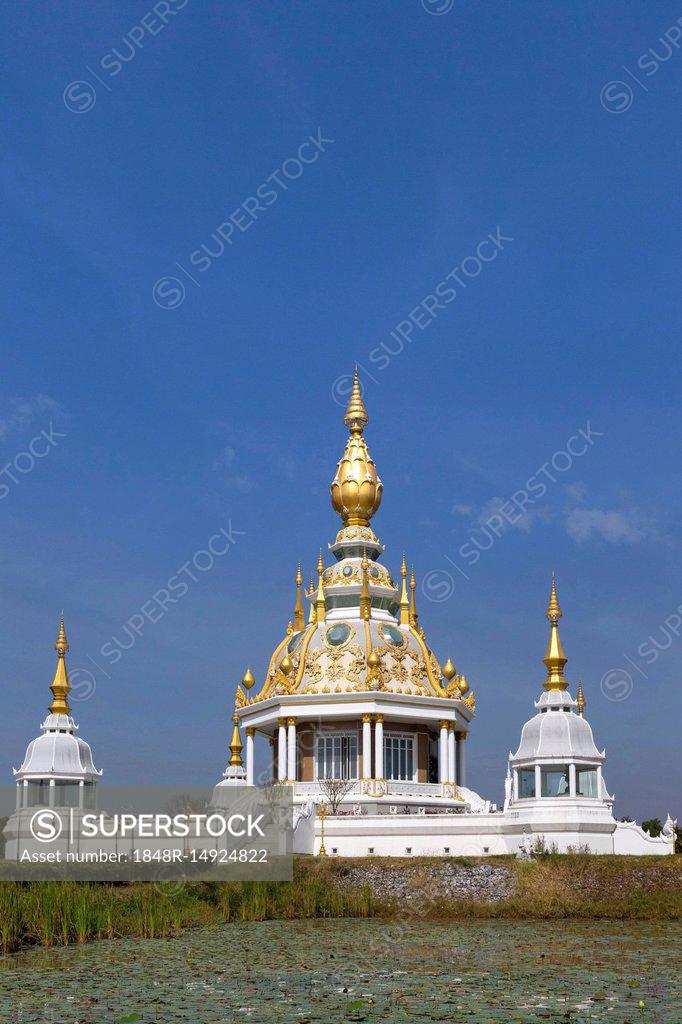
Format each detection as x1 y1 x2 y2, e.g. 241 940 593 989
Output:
2 2 680 819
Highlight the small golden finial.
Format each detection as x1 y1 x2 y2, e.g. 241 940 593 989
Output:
308 575 316 624
442 657 457 682
344 366 368 435
458 674 470 696
399 553 410 626
360 547 371 621
409 567 419 629
229 709 244 768
366 648 384 688
241 668 255 691
543 575 568 690
280 654 293 677
316 550 326 624
49 614 72 715
577 680 586 717
293 562 305 631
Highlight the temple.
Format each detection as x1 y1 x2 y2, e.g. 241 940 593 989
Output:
220 371 675 856
4 373 676 858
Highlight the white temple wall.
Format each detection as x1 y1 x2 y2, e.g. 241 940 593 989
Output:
612 820 675 856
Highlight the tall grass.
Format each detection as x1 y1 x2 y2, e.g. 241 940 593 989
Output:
0 855 677 954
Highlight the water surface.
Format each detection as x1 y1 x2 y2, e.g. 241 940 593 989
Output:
2 919 680 1022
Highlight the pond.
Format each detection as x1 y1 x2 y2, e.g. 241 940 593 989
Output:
1 919 680 1022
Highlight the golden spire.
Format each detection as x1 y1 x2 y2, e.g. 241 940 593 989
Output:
577 680 586 717
409 567 419 629
344 367 368 433
399 553 410 625
330 369 383 526
48 614 72 715
360 547 371 621
543 575 568 691
229 709 244 768
308 575 316 624
316 550 326 624
293 562 305 631
241 668 254 691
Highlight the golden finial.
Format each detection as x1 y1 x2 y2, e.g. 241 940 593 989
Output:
280 654 293 677
229 709 244 768
543 575 568 691
409 567 419 629
360 547 371 621
241 668 255 691
293 562 305 631
343 366 368 434
49 614 72 715
399 553 410 626
577 680 586 717
330 369 383 526
316 550 326 624
308 575 316 624
442 657 457 682
458 674 470 696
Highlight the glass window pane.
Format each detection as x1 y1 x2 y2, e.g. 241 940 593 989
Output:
577 767 598 797
541 766 570 797
519 769 535 798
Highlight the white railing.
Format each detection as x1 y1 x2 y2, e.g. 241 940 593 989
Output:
293 780 448 799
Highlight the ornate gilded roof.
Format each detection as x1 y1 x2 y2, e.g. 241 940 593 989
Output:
235 372 475 712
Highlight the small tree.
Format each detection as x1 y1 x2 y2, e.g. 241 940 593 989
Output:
318 777 356 814
642 818 663 837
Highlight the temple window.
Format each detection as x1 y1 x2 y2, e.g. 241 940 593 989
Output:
315 734 358 780
518 768 535 798
577 766 598 797
26 781 49 807
384 734 414 781
541 765 570 797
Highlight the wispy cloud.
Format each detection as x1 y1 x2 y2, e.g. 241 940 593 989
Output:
0 394 62 441
564 506 646 544
213 446 255 494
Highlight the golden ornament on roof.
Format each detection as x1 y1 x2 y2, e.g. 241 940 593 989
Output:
49 614 72 715
330 369 383 526
458 675 470 696
442 657 457 681
241 668 255 690
280 654 294 676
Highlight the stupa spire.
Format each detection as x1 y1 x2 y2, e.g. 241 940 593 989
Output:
48 614 72 715
399 553 410 626
543 575 568 691
330 369 383 527
293 563 305 631
228 709 244 768
409 567 419 629
577 680 586 717
343 366 368 434
316 550 326 624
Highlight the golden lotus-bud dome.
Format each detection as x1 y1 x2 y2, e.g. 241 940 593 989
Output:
458 675 470 696
330 369 383 525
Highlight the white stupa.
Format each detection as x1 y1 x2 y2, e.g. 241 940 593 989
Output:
13 616 101 811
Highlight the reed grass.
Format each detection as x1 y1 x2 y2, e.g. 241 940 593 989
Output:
0 854 677 955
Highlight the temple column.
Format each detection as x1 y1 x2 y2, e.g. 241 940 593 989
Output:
596 765 603 799
78 780 85 809
447 724 456 784
246 728 255 786
374 715 384 779
48 779 56 807
287 717 297 782
513 768 519 801
568 762 576 798
362 714 372 778
456 732 467 787
535 763 542 798
438 720 448 784
269 737 276 781
277 718 287 781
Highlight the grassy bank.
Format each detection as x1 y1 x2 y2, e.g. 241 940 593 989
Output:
0 855 679 955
